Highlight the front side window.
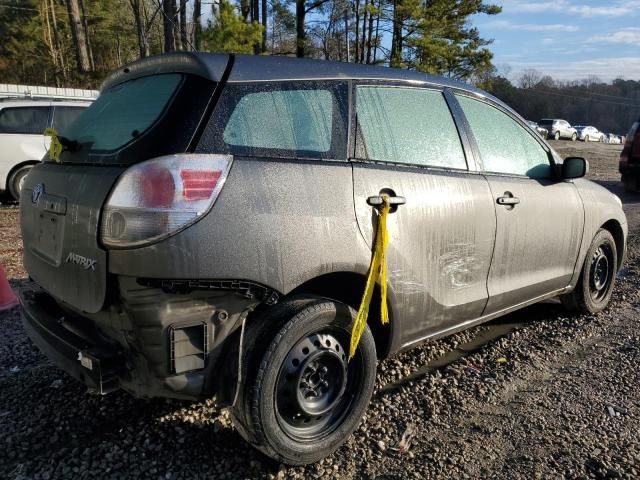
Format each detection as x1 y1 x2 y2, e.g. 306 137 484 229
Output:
356 85 467 169
456 95 552 179
199 81 348 160
0 106 49 134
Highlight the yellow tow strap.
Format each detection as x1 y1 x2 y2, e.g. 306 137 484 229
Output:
44 128 63 163
349 196 390 360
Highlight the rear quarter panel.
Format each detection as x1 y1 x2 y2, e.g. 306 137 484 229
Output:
108 158 374 296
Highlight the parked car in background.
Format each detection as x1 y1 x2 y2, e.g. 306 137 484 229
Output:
575 125 605 143
538 118 577 140
608 133 622 144
526 120 548 138
18 53 627 466
0 99 91 200
620 117 640 192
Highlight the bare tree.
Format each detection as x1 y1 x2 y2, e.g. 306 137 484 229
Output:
193 0 202 50
162 0 175 52
129 0 150 57
65 0 91 72
517 69 542 89
179 0 188 50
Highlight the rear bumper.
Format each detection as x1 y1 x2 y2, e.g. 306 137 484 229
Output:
19 286 125 394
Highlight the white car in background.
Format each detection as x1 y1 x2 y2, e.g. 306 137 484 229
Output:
575 125 605 142
0 99 91 201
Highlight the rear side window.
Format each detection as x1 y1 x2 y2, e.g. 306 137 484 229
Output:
356 86 466 169
61 74 182 151
0 106 49 134
52 106 86 132
198 81 348 160
456 95 552 179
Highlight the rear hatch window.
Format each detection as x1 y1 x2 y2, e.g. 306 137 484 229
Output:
50 73 215 166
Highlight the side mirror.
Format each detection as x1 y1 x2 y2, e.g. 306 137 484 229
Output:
562 156 588 179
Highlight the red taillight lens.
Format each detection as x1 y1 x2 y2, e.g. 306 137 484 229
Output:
101 154 233 248
180 170 222 201
142 166 175 207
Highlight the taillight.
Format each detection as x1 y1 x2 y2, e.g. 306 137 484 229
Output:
101 154 233 248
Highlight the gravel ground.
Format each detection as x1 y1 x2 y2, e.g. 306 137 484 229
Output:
1 142 639 479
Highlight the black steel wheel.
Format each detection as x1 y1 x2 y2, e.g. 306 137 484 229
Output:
230 297 377 465
562 229 618 314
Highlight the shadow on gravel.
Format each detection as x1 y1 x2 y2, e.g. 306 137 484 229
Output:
377 301 565 397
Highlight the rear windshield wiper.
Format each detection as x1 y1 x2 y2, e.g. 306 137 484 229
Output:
58 136 81 152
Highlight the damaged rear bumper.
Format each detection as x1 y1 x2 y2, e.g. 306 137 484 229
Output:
19 287 125 394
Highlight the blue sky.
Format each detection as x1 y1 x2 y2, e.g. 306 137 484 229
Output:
473 0 640 81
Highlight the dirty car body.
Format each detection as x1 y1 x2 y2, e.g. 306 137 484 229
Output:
19 53 627 464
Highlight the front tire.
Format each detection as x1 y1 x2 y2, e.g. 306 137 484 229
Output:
562 229 617 314
571 132 577 141
230 298 377 465
8 165 33 201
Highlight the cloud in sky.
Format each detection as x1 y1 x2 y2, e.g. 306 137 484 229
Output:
509 57 640 81
484 19 579 32
501 0 640 17
590 28 640 44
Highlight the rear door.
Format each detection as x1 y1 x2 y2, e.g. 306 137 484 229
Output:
453 93 584 313
351 83 496 346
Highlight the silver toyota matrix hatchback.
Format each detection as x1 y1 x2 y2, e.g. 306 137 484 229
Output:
19 53 627 465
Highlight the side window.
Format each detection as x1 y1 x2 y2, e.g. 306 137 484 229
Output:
52 106 86 133
456 95 552 178
0 106 49 134
200 81 348 160
356 85 467 169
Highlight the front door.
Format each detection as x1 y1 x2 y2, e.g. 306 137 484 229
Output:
351 83 496 346
454 94 584 314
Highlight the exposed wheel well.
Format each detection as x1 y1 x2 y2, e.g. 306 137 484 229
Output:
601 220 625 270
5 160 38 192
288 272 393 359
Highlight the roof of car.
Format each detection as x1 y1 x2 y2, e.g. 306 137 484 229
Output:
105 52 490 97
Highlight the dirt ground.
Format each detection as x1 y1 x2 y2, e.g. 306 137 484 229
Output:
1 141 638 479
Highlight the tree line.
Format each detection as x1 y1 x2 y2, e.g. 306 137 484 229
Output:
0 0 500 88
488 69 640 135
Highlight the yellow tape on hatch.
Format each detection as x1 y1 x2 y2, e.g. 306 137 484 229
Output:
349 196 390 360
44 128 63 162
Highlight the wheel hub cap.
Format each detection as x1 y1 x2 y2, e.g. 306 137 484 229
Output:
276 332 350 438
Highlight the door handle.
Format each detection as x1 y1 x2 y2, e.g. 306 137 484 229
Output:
367 195 406 208
497 195 520 206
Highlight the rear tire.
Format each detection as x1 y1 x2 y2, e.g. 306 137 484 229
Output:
561 229 617 314
584 134 589 142
554 131 561 140
230 297 377 465
8 165 33 201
